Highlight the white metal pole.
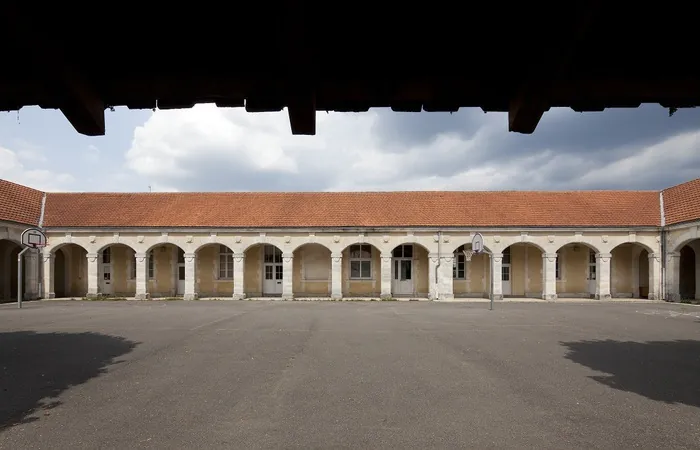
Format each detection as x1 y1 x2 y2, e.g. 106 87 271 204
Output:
18 246 30 309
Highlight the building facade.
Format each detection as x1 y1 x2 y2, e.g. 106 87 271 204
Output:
1 178 699 302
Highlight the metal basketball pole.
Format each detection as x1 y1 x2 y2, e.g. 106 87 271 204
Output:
17 247 30 309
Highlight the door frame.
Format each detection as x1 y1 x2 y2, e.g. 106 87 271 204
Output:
261 245 283 296
99 247 113 295
391 244 415 296
587 249 597 297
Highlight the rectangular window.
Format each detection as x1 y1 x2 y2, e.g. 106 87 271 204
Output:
349 244 372 279
555 252 561 280
453 245 466 279
219 245 233 279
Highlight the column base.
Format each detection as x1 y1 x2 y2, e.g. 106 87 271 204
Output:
380 293 392 300
331 293 343 300
282 294 294 301
647 293 657 300
491 294 503 301
595 294 612 300
232 293 246 300
542 293 557 301
46 292 56 299
86 292 99 298
135 293 151 300
183 293 199 301
666 293 681 302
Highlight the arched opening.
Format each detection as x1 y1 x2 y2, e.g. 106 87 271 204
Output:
195 243 234 297
53 243 88 298
452 243 492 298
554 243 598 298
679 244 697 300
144 243 185 297
293 243 331 297
390 243 429 298
0 239 25 302
244 243 284 297
341 243 381 298
501 243 545 298
98 244 137 297
610 243 653 299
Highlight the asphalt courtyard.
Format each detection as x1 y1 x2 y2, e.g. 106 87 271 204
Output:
1 300 699 449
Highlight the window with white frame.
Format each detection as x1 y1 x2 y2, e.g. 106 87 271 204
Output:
219 245 233 279
453 245 466 279
349 244 372 279
102 247 111 264
148 250 155 279
587 249 596 280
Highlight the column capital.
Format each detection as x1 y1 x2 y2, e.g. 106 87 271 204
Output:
135 252 147 261
596 252 612 259
668 251 681 258
380 252 392 261
331 252 343 260
543 253 558 260
282 253 294 259
648 252 661 261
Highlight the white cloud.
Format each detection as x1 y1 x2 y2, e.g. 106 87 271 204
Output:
0 146 75 191
124 104 700 192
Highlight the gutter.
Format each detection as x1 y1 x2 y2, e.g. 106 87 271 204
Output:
38 192 47 228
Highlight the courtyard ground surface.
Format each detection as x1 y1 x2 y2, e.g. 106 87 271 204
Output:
1 300 699 449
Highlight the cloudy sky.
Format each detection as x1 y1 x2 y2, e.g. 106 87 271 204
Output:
1 103 699 193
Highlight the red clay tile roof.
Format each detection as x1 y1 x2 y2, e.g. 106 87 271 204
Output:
41 190 661 228
663 178 700 225
0 179 43 226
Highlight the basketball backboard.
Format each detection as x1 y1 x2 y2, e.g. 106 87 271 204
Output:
21 228 47 249
471 232 484 253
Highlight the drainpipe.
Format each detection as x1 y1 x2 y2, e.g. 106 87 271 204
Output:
659 191 666 301
435 231 441 300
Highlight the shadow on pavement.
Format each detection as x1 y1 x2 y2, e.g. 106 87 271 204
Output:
561 339 700 407
0 331 138 431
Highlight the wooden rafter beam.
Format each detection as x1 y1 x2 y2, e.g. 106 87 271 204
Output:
3 8 105 136
282 0 316 135
508 1 602 134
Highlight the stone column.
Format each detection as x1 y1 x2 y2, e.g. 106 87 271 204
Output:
23 249 39 300
595 252 612 300
43 251 54 298
282 253 294 300
695 248 700 300
666 251 681 302
542 253 557 301
380 252 392 299
331 252 343 300
648 252 661 300
428 253 439 300
86 252 99 297
438 253 455 301
183 252 198 300
233 254 246 300
491 252 503 300
135 252 149 300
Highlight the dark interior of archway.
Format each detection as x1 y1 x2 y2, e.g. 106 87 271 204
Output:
54 249 66 298
679 246 696 300
638 249 649 299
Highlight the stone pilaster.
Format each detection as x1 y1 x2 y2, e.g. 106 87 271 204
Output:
542 253 557 301
86 252 99 297
595 252 612 300
331 252 343 300
282 253 294 300
666 251 681 302
183 252 198 300
42 251 54 298
232 254 246 300
135 252 149 300
648 252 661 300
24 249 39 300
491 252 503 300
380 252 392 299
